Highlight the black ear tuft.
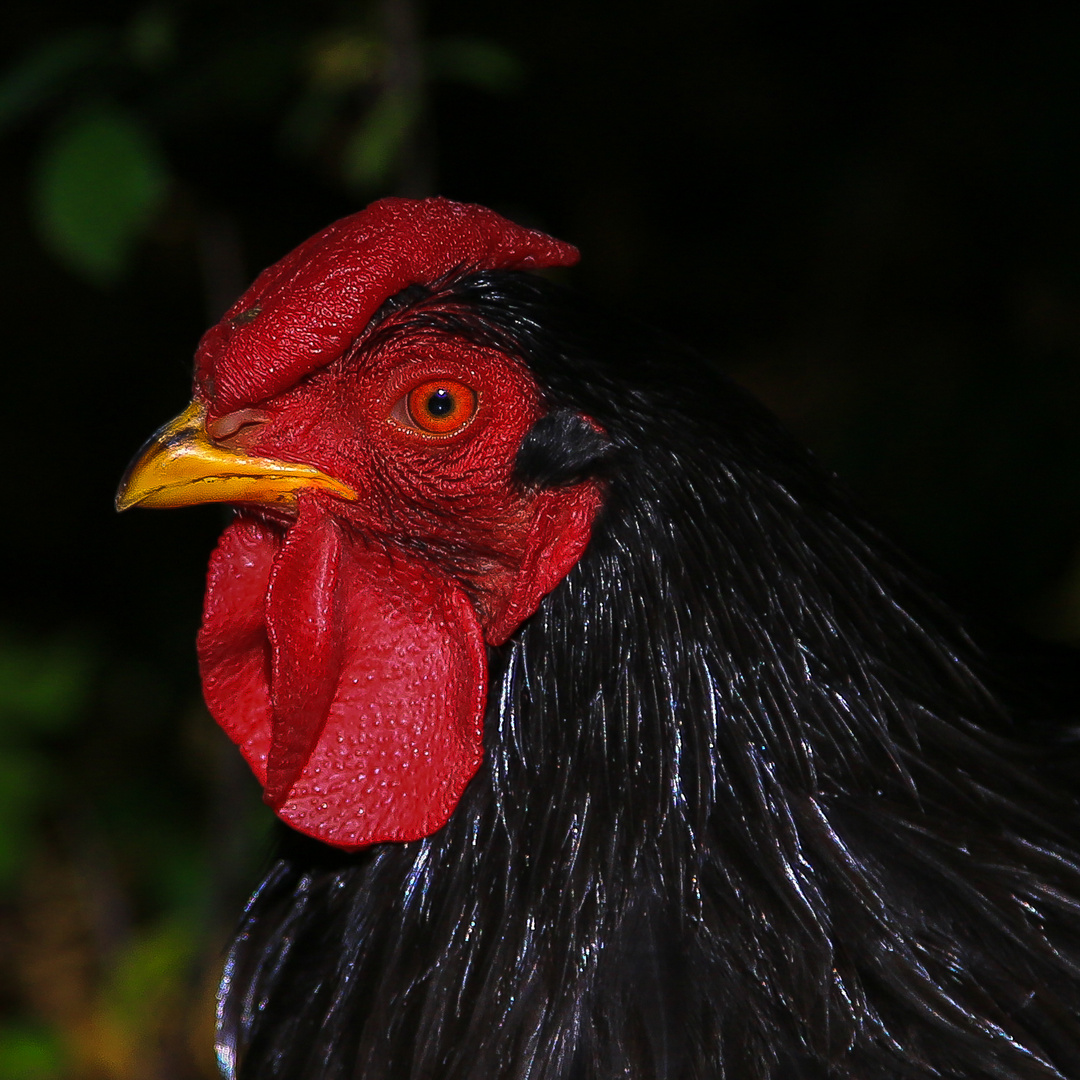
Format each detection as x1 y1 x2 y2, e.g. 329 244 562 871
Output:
514 408 614 487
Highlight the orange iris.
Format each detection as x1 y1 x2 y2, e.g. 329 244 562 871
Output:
406 380 478 434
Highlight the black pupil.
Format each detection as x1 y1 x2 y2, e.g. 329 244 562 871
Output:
426 388 454 417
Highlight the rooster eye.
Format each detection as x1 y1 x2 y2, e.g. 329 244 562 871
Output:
404 380 478 435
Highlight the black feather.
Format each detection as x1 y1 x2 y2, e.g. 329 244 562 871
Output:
217 272 1080 1079
514 409 613 488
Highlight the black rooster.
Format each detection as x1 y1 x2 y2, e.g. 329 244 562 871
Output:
119 198 1080 1079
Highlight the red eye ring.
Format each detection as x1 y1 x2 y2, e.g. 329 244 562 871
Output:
405 379 478 435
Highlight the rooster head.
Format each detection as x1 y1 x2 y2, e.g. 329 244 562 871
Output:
117 197 604 849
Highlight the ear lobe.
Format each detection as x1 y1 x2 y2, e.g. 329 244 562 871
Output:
485 479 604 646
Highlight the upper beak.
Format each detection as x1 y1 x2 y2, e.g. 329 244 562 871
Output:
116 401 358 511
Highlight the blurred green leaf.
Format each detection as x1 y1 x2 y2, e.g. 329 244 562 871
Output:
0 752 50 883
176 31 298 118
279 86 341 158
0 632 93 734
0 749 49 803
32 103 170 284
309 31 385 90
0 1021 65 1080
126 4 176 70
428 36 523 94
0 631 93 890
106 917 197 1024
148 838 212 918
0 29 110 136
341 88 418 188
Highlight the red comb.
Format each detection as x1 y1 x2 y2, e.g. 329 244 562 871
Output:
194 197 579 415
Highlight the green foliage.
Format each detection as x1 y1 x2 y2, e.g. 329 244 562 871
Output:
0 5 524 284
0 1021 65 1080
32 103 170 286
125 4 176 71
0 630 93 890
428 36 523 94
0 29 109 136
0 752 50 888
308 30 386 90
0 633 93 735
342 88 420 188
104 917 199 1026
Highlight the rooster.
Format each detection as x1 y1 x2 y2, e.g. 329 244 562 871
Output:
118 197 1080 1080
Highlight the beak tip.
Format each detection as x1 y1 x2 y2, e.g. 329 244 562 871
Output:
115 464 145 512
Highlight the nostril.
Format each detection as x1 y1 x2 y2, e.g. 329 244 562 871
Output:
207 409 271 441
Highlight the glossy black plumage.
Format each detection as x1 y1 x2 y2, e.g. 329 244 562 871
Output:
218 272 1080 1079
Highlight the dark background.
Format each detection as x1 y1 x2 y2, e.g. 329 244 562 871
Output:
2 2 1079 1076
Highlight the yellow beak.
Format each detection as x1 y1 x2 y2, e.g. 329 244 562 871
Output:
116 401 358 511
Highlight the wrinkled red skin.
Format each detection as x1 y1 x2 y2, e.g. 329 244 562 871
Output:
193 198 603 850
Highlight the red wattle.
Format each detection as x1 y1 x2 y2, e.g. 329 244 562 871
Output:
264 500 346 807
197 503 487 849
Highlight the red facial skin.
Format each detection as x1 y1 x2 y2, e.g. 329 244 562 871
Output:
192 199 603 849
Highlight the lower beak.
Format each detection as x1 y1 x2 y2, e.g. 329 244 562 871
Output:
116 401 357 511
